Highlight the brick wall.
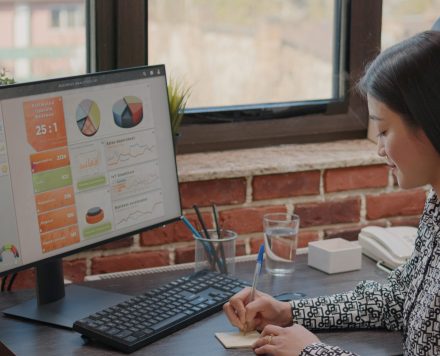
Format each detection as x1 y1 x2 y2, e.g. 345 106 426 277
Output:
10 163 427 290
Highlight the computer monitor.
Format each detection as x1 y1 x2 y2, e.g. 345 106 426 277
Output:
0 65 181 328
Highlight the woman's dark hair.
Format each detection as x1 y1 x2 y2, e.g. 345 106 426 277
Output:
358 31 440 154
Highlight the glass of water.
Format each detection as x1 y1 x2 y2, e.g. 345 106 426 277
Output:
263 213 299 275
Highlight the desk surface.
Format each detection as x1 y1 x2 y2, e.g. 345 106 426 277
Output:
0 255 402 356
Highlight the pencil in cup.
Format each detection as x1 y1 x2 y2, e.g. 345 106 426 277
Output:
192 205 223 271
194 229 237 275
212 204 227 274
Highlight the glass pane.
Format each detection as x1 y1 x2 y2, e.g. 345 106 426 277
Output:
149 0 335 109
382 0 440 49
0 1 87 83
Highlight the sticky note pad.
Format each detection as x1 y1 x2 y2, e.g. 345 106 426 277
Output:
215 330 260 349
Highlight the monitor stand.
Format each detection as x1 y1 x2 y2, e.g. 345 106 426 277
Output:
3 259 129 329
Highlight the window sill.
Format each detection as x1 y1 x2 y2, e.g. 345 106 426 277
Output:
176 139 383 182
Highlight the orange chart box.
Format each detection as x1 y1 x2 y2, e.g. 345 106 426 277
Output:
38 205 77 234
40 225 80 253
35 186 75 214
30 147 70 174
24 96 67 152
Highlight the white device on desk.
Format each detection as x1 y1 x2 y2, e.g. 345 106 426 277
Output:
358 226 418 270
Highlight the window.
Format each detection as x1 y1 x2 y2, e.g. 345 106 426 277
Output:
0 1 87 82
86 1 383 153
149 1 336 108
381 0 440 49
50 5 84 28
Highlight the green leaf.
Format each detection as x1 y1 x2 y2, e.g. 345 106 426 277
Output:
167 78 191 136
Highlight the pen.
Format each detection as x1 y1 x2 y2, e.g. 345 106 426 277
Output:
250 244 265 302
180 215 203 238
193 204 211 239
244 243 265 334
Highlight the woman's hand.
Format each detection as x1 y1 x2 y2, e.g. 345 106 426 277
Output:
252 324 320 356
223 287 292 332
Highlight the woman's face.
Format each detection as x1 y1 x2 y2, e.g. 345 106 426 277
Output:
367 95 440 191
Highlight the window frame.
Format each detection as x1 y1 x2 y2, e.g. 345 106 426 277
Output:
90 0 382 153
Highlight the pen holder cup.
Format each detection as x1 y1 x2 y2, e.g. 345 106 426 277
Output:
194 229 237 275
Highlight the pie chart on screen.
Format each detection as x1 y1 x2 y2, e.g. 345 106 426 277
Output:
76 99 100 137
112 96 143 128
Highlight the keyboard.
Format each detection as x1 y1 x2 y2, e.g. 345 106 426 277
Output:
73 270 250 353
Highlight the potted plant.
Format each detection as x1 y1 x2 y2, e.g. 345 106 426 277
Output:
0 68 15 86
167 78 191 146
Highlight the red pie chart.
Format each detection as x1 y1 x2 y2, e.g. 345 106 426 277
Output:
76 99 100 137
112 96 143 128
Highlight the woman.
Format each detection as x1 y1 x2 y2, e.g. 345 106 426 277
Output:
223 31 440 356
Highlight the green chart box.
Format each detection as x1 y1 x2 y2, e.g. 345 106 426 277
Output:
77 175 107 191
83 222 112 238
32 166 73 193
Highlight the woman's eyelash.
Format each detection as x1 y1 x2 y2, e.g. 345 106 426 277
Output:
377 130 387 137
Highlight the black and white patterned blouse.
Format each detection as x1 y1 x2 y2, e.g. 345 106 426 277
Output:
290 190 440 356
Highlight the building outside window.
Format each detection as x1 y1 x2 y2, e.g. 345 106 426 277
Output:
0 0 86 82
51 5 84 29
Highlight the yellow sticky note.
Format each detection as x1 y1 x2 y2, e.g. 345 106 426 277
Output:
215 330 260 349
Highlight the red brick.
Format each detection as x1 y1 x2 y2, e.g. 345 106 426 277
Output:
8 268 35 291
140 213 213 246
94 236 134 250
179 178 246 208
324 226 364 241
250 237 265 253
324 165 388 193
366 189 426 220
219 205 286 234
63 259 87 283
295 197 361 227
91 251 169 274
140 224 176 246
175 245 195 264
252 171 320 201
298 231 319 248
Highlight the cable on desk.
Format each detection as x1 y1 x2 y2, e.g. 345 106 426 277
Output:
1 275 8 292
1 273 17 292
6 273 17 291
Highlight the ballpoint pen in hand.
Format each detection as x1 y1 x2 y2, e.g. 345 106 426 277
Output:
244 243 265 334
250 244 265 302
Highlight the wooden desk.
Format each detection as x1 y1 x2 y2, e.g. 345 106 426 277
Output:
0 255 402 355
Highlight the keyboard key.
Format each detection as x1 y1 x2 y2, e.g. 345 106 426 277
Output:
150 312 187 331
116 330 133 338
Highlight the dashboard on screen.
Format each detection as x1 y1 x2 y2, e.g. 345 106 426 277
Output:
0 65 181 276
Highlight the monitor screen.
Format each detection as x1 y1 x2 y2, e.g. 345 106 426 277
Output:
0 65 181 276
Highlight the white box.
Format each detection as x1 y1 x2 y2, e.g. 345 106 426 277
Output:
308 238 362 274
